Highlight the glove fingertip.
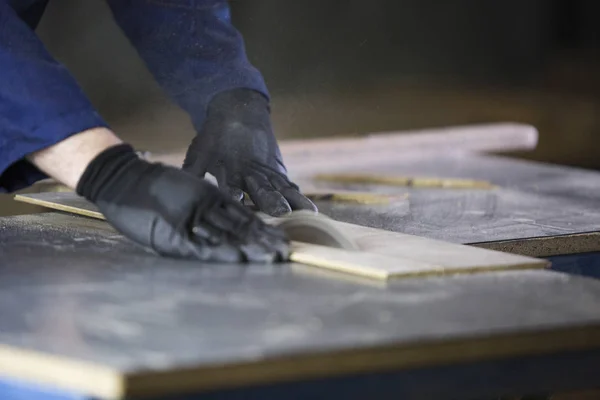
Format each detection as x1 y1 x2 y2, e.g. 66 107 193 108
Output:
268 201 293 217
298 197 318 212
249 188 293 217
285 191 319 213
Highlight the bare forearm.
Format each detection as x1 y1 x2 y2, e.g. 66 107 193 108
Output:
27 127 122 189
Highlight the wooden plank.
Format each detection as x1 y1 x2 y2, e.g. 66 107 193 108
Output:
0 212 598 399
14 192 104 220
313 173 497 189
149 123 538 177
303 190 408 205
289 241 542 280
281 122 539 156
13 192 548 280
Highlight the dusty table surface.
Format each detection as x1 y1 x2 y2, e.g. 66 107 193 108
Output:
19 123 600 257
0 213 599 399
287 152 600 257
20 152 600 258
149 141 600 257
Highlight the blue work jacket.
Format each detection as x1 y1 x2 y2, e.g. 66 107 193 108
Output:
0 0 268 192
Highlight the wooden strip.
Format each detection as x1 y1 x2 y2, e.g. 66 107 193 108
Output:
314 173 496 189
148 123 539 176
304 190 409 205
280 122 539 156
13 192 548 280
14 193 105 220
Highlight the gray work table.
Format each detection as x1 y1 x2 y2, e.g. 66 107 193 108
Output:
291 153 600 260
157 147 600 257
1 212 600 400
4 127 600 399
23 151 600 257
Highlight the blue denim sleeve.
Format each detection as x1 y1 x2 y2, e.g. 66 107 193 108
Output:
0 2 108 193
106 0 269 131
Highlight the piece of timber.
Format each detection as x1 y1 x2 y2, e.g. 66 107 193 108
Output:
282 122 538 156
149 122 538 176
15 191 104 220
303 190 409 205
14 191 548 279
313 173 496 189
0 212 599 399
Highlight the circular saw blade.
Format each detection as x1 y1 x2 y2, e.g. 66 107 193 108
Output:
270 211 360 251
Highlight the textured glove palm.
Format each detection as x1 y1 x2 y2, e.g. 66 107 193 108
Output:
76 144 289 263
183 89 317 217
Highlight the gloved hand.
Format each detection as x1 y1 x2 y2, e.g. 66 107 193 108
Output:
76 144 289 263
183 88 317 217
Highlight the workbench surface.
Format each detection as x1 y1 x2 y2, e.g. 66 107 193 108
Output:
23 123 600 258
1 213 599 399
3 126 600 398
293 152 600 256
149 124 600 258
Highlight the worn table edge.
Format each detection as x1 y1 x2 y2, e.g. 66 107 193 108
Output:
1 324 599 399
472 231 600 257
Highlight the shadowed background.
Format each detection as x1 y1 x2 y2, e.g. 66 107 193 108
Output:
4 0 600 215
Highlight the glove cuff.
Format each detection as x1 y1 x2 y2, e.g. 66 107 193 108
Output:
76 143 138 202
209 88 271 115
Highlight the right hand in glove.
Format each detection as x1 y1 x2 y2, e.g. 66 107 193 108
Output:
75 144 289 263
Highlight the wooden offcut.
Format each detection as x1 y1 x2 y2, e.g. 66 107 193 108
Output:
314 173 497 189
15 191 104 220
304 190 408 205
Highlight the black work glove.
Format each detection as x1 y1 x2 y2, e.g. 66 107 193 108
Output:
76 144 289 263
183 88 317 217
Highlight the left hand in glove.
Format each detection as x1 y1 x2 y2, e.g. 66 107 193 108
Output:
183 88 317 217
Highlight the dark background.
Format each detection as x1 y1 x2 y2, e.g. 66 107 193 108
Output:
32 0 600 168
4 0 600 215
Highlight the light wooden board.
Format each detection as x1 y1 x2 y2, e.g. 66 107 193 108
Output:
151 123 538 180
15 192 104 220
303 190 408 205
280 122 538 156
289 242 542 280
13 192 548 280
313 173 497 189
